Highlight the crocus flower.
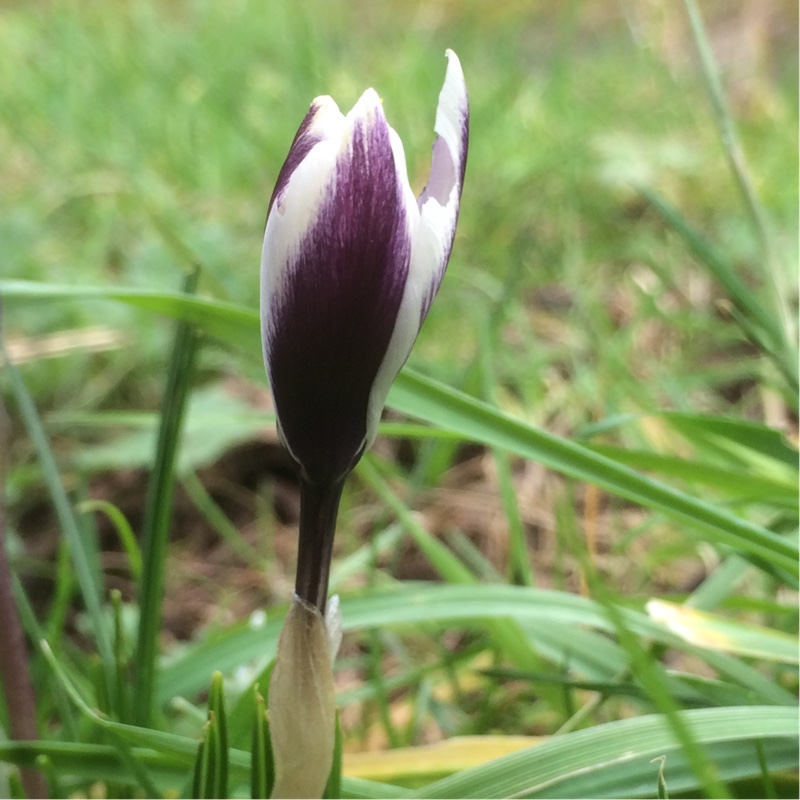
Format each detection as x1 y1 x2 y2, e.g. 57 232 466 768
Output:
261 50 468 612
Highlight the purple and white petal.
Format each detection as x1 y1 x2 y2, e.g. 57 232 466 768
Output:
412 49 469 319
261 51 468 481
364 50 469 448
261 90 413 482
261 98 345 314
266 96 345 217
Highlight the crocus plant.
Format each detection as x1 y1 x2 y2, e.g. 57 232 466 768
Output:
261 49 468 613
261 51 468 796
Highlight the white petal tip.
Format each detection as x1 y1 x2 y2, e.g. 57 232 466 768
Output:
352 87 384 118
429 47 469 200
445 48 460 67
440 49 467 113
307 95 344 130
311 94 338 109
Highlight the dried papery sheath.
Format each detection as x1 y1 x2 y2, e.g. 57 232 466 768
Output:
268 598 336 798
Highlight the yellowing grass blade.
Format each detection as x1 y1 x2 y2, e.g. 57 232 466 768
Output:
646 600 798 664
344 736 543 783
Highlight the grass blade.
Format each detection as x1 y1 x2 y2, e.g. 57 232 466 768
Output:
413 706 798 799
646 599 798 664
1 330 117 709
132 267 201 726
588 444 796 508
682 0 794 352
77 499 142 581
250 688 274 799
640 187 798 398
388 370 798 579
0 741 188 789
0 279 260 352
209 672 229 798
158 583 797 708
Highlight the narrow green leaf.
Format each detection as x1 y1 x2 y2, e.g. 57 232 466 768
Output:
388 370 798 580
641 189 779 347
340 776 409 799
477 313 532 586
0 738 407 799
159 584 796 707
754 737 778 800
43 540 75 651
2 739 406 798
208 672 228 798
133 267 201 727
661 412 799 472
534 739 798 799
480 667 752 709
653 755 669 800
0 279 260 352
7 769 25 800
646 599 799 664
685 555 752 611
10 741 175 785
191 733 209 799
658 411 798 473
192 678 230 799
1 352 117 703
9 574 79 736
78 500 142 581
228 660 274 752
413 706 798 798
250 688 274 800
639 188 797 397
91 656 110 716
588 444 796 508
682 0 794 360
208 711 223 799
597 582 728 799
102 728 161 799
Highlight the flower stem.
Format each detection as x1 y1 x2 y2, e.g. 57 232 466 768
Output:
295 477 344 614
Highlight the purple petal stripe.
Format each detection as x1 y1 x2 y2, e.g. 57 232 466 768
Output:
266 100 327 219
266 110 411 483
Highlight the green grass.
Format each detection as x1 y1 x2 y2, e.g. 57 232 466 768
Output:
0 0 797 797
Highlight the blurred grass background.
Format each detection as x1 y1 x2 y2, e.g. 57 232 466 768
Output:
2 0 796 421
0 0 798 795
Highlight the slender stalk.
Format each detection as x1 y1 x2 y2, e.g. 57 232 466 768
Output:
295 477 344 614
